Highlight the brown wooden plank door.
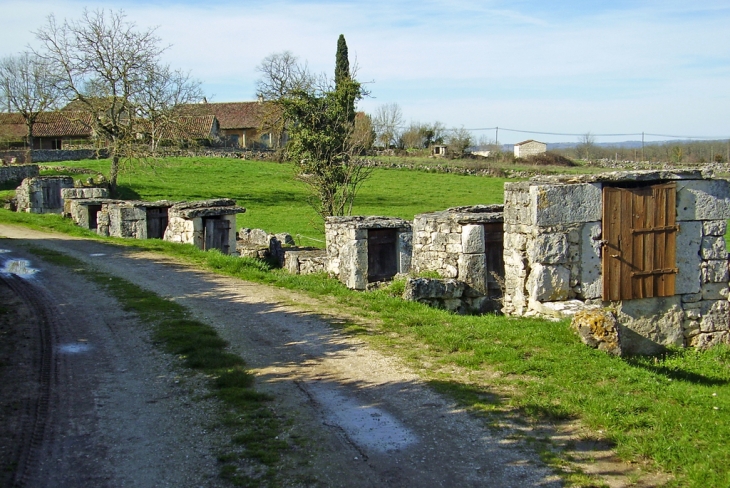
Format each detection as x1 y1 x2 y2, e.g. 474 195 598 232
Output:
146 207 169 239
367 229 398 282
204 218 231 254
602 183 677 301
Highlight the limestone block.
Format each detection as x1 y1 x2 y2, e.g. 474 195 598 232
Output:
527 263 571 302
703 220 727 236
397 230 413 274
458 254 487 294
571 309 623 356
702 283 728 300
701 236 728 260
699 300 730 332
676 179 730 221
684 308 702 320
443 263 458 279
504 232 527 252
683 320 700 338
580 222 603 299
675 221 702 295
531 183 602 225
462 224 485 254
616 296 684 352
530 233 568 264
701 260 729 283
504 249 527 272
691 331 729 349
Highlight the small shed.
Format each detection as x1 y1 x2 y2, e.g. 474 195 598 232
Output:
164 199 245 254
325 216 412 290
514 140 547 158
432 144 448 157
411 205 504 312
97 200 175 239
502 170 730 352
15 176 74 214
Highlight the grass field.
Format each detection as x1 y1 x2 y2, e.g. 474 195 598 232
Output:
3 157 730 486
36 157 508 245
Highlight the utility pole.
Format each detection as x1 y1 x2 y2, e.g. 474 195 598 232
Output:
641 132 645 162
495 127 499 146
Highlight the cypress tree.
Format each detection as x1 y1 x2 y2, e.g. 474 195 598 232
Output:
335 34 350 87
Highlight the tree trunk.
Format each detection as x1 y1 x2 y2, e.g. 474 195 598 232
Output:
109 153 120 196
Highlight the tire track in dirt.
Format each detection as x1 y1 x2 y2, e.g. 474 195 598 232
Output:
0 272 57 488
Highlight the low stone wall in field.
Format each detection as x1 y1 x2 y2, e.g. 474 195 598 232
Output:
0 164 39 185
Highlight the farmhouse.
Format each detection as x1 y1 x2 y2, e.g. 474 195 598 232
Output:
0 112 94 149
502 170 730 353
180 101 281 148
514 139 547 158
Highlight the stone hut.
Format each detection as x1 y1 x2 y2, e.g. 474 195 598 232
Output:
61 187 111 230
97 200 175 239
410 205 504 312
513 140 547 158
326 216 412 290
163 199 245 254
15 176 74 213
502 170 730 353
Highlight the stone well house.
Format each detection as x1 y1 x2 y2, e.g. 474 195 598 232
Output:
412 205 504 302
502 170 730 353
326 216 412 290
513 140 547 158
15 176 75 213
163 199 245 254
96 201 175 239
61 187 112 230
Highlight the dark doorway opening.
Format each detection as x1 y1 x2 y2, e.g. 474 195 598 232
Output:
484 222 505 298
368 228 398 282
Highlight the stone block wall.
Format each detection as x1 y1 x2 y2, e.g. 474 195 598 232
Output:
15 176 74 214
164 199 244 254
0 164 39 185
61 187 110 217
503 170 730 351
412 205 504 295
325 216 412 290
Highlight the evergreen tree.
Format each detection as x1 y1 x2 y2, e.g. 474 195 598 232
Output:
335 34 350 87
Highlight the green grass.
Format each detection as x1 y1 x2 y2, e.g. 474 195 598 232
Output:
21 244 287 486
48 157 509 245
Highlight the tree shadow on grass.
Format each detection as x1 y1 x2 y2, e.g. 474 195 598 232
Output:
623 356 729 387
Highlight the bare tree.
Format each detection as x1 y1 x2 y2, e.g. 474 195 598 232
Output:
0 52 61 160
255 51 313 101
372 103 402 149
135 65 203 152
35 8 178 193
399 122 426 150
446 127 472 158
576 132 596 160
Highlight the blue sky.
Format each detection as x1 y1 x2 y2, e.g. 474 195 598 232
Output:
1 0 728 144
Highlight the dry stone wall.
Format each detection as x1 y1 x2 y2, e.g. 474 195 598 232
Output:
0 164 39 185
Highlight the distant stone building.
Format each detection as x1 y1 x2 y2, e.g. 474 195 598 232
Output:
513 140 547 158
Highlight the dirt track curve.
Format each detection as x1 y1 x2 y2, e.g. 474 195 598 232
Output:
0 224 562 487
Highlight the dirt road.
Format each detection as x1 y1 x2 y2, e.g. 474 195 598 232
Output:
0 224 561 487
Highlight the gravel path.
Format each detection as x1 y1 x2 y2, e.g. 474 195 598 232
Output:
0 224 561 487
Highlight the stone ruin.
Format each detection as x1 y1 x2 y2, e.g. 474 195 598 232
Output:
408 205 504 313
503 170 730 353
15 176 74 214
237 227 295 264
163 199 245 254
325 216 412 290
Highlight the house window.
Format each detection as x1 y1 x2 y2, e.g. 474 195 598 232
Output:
602 183 677 300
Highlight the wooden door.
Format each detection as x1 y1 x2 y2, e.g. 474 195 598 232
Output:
204 218 230 253
146 207 169 239
367 228 398 282
484 222 505 297
602 183 677 300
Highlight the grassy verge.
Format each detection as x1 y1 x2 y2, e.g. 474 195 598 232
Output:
21 244 287 487
3 211 729 487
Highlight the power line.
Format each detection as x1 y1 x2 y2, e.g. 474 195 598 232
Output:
460 126 729 140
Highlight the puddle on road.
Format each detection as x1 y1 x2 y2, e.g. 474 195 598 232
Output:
58 343 93 354
0 259 39 278
306 382 418 453
0 249 10 254
89 253 106 257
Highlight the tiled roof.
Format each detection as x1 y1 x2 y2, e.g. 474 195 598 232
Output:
0 111 93 138
180 101 272 130
144 115 217 139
